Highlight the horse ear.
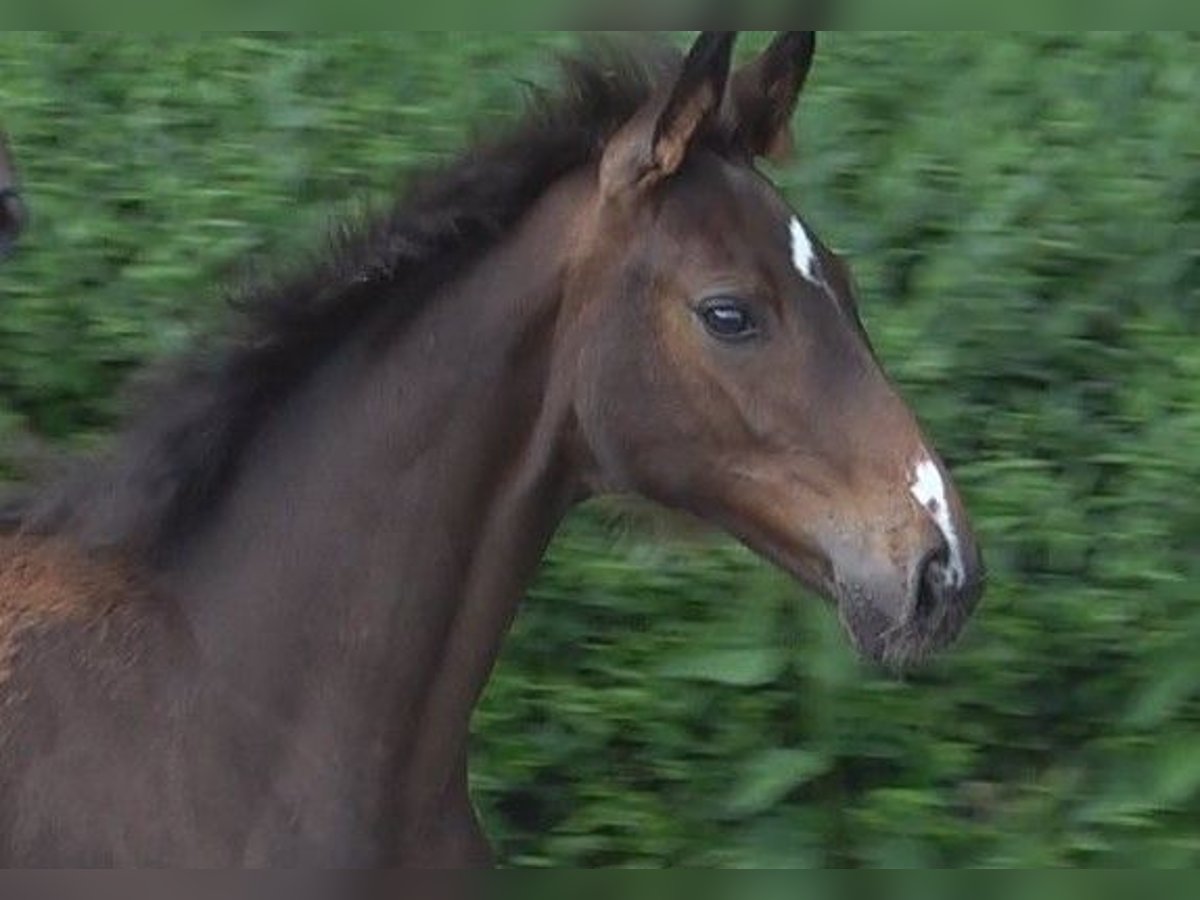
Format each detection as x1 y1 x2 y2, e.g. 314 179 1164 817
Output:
730 31 817 162
653 31 738 175
602 31 737 196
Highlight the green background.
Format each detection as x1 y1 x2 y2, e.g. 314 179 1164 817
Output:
1 32 1198 867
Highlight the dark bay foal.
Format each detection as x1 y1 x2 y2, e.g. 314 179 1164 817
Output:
0 33 983 867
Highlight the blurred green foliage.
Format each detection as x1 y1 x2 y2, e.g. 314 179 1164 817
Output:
1 32 1198 867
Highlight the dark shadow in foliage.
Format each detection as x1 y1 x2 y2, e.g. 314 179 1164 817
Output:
0 132 27 262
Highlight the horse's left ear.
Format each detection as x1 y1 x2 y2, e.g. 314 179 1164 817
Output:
602 32 737 197
730 31 818 162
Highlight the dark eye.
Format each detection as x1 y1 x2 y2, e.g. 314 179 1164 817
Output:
698 298 759 343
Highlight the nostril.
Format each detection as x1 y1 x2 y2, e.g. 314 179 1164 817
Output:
912 543 951 621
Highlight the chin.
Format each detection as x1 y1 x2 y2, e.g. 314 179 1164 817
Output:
838 587 979 671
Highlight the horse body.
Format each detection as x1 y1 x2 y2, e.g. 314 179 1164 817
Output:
0 174 587 867
0 33 983 867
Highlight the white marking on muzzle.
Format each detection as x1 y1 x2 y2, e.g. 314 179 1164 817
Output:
790 217 824 287
910 459 966 590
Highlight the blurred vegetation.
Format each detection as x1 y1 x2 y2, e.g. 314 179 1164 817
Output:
1 32 1198 867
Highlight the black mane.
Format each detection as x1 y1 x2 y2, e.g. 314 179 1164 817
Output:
11 39 741 559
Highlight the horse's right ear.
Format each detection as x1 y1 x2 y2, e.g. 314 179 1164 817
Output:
601 32 738 198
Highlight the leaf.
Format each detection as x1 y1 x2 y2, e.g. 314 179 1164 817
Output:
658 647 785 688
725 749 832 820
1078 737 1200 826
1149 738 1200 809
1123 661 1200 730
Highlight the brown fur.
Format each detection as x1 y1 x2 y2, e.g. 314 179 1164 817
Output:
0 537 133 686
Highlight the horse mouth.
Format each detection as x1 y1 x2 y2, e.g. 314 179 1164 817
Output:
838 565 983 669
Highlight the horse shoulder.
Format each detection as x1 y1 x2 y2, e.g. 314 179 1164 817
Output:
0 535 148 691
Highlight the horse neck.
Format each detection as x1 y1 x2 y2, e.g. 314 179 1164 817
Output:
161 174 589 818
